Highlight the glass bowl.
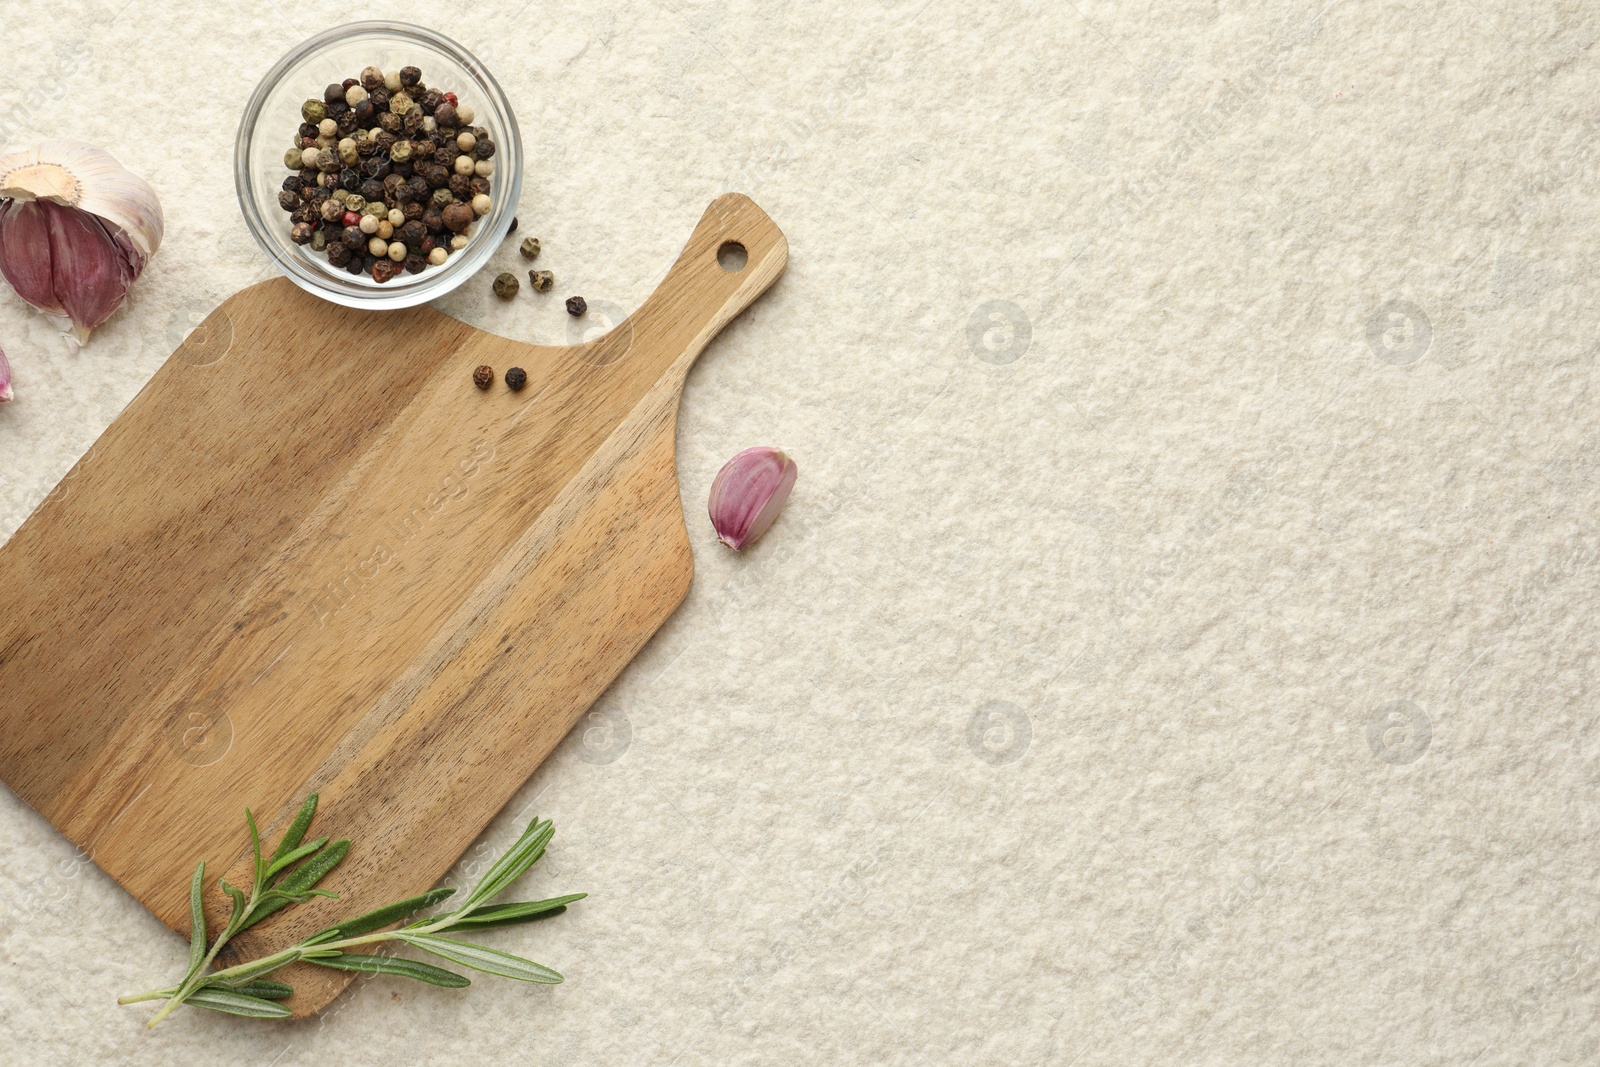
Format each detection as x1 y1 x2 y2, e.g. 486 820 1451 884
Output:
235 22 522 310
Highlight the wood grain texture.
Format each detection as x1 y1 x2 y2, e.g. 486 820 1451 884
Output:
0 193 787 1015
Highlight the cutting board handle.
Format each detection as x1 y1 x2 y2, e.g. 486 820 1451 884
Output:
575 193 789 384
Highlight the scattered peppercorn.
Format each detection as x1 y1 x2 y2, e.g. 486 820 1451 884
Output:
493 272 519 299
508 216 518 235
565 296 587 316
519 237 541 260
505 367 528 391
529 269 553 292
473 364 494 389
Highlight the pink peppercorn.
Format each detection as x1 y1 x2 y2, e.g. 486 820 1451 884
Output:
343 210 361 226
444 92 458 106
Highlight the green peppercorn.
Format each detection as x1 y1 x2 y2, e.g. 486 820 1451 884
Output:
505 367 528 391
519 237 541 260
431 188 454 207
493 272 519 300
302 99 328 124
389 139 413 163
529 270 553 292
473 364 494 389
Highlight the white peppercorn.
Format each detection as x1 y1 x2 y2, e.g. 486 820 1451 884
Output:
428 247 448 266
453 155 475 176
368 237 388 257
384 69 402 92
456 104 475 125
450 234 469 250
456 131 476 152
471 194 492 216
359 214 380 235
318 118 338 139
474 159 494 178
388 208 405 227
301 146 321 169
388 241 408 262
345 84 368 106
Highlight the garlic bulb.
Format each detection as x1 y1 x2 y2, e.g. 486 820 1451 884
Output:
0 345 11 403
709 446 797 551
0 141 163 346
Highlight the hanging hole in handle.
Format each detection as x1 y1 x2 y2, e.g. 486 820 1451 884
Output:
717 241 748 273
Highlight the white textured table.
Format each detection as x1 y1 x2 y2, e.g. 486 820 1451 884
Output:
3 1 1597 1062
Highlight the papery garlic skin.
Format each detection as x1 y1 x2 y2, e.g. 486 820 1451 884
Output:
0 346 11 403
709 446 797 551
0 141 162 346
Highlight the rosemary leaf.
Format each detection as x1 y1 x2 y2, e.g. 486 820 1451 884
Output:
184 862 206 983
231 980 294 1000
265 836 328 880
268 793 319 871
309 953 471 988
396 933 563 984
185 989 293 1019
315 887 456 940
243 839 349 930
454 820 555 916
246 809 265 889
443 894 587 931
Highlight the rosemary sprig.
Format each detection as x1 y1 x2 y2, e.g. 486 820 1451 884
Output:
118 794 582 1028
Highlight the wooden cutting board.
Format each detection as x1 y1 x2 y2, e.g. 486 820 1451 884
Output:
0 193 786 1015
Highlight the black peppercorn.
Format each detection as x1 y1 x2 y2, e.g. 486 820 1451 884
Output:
420 89 444 114
398 220 427 247
434 102 458 128
469 176 491 197
310 184 332 202
403 199 425 222
278 189 299 211
383 173 405 202
442 203 474 233
290 221 317 244
370 87 391 111
508 216 518 235
566 296 587 316
394 161 414 179
404 109 425 136
475 140 496 160
359 179 385 202
342 77 359 90
405 253 427 274
361 67 385 92
340 168 361 191
448 173 473 199
372 259 402 284
505 367 527 391
342 225 366 250
298 184 315 202
327 241 353 268
400 65 422 87
324 83 346 104
337 110 359 136
353 98 376 126
412 138 434 162
282 174 304 192
473 364 494 389
422 207 445 233
299 166 318 185
327 100 350 121
378 110 402 134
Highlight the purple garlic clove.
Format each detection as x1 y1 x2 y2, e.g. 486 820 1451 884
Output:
709 446 797 551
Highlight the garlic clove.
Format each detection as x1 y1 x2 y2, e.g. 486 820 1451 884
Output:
0 141 163 256
0 142 161 345
709 446 798 551
0 346 11 403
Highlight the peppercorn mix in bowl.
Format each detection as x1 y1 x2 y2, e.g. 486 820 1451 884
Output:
237 23 522 310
